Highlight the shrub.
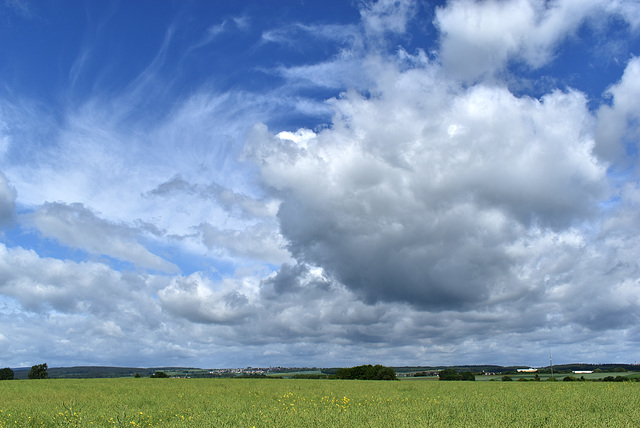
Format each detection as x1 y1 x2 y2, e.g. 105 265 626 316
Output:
291 374 328 379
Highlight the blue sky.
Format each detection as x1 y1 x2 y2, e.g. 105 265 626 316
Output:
1 0 640 369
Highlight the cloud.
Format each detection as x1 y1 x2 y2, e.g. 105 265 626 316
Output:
158 272 256 325
435 0 640 80
1 222 639 368
198 222 291 265
234 12 640 362
2 72 291 266
187 15 251 53
261 23 360 47
0 242 186 366
360 0 417 39
605 0 640 31
0 243 159 316
147 175 277 220
0 171 15 227
0 117 11 158
245 58 607 309
274 51 379 92
144 174 288 266
2 0 32 19
596 56 640 164
22 202 178 272
261 22 368 92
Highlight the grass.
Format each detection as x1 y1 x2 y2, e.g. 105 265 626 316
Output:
1 378 640 427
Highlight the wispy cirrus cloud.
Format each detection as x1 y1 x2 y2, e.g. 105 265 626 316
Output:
187 15 251 53
2 0 32 19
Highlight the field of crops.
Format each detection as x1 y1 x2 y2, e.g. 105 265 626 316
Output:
1 378 639 427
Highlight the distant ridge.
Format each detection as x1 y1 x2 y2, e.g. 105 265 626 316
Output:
11 366 199 379
8 363 639 379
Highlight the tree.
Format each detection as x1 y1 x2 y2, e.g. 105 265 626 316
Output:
28 363 49 379
150 371 168 378
374 365 397 380
332 365 397 380
0 367 14 380
460 371 475 381
439 369 474 381
438 368 460 380
334 368 351 379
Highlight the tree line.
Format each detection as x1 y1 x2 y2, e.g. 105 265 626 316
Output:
438 368 475 381
332 364 397 380
0 363 49 380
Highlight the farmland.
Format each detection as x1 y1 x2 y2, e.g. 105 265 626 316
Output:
1 378 639 427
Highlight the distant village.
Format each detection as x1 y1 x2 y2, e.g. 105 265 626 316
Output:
207 367 291 376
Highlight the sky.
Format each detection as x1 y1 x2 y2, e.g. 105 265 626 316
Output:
1 0 640 369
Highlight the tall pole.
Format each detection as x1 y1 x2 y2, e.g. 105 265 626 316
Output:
549 350 554 379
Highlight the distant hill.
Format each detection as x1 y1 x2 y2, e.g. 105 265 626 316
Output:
11 366 204 379
390 365 522 375
8 363 639 379
536 363 639 373
396 364 640 374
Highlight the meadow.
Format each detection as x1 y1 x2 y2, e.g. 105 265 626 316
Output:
1 378 639 427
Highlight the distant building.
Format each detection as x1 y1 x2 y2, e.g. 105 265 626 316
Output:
517 368 538 373
573 371 593 374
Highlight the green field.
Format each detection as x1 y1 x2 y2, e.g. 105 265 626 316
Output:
1 378 639 427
